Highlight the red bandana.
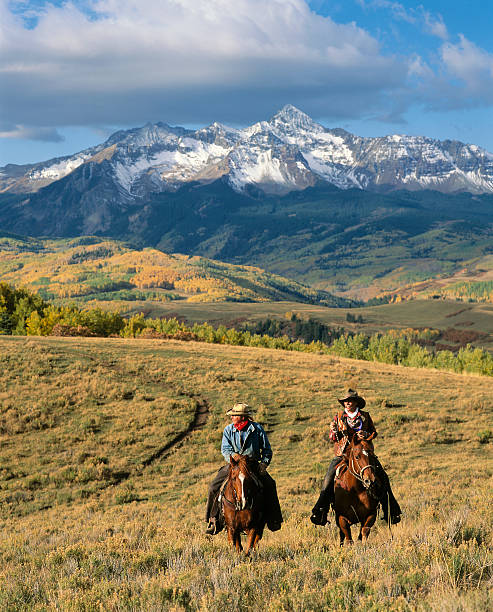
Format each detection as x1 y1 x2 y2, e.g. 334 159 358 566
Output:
234 419 250 431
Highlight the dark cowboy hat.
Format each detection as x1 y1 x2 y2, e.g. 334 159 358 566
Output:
338 388 366 409
226 402 254 417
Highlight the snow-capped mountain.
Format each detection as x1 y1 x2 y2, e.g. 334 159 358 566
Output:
2 105 493 200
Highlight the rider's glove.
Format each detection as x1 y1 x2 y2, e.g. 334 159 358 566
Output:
258 463 268 474
231 453 242 461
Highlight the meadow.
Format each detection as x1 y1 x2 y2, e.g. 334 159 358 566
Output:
0 335 492 611
122 299 493 352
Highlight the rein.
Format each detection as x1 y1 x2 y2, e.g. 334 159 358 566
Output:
347 446 375 489
223 462 256 511
222 485 244 511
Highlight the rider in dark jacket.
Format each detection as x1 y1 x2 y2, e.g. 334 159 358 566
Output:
205 402 283 534
310 389 402 526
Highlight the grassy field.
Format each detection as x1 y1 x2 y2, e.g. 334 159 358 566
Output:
0 335 492 611
121 299 493 352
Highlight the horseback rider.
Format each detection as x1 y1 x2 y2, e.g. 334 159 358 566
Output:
205 402 283 535
310 389 402 526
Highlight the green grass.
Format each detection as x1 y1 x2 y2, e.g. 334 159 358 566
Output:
0 336 492 610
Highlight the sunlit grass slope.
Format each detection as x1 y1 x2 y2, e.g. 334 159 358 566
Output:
0 336 492 610
122 299 493 351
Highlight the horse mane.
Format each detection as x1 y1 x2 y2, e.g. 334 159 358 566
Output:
349 436 374 452
229 454 258 478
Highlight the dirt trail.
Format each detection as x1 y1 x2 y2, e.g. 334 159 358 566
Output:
141 397 210 467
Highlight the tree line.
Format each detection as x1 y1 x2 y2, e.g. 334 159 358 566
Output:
1 282 492 377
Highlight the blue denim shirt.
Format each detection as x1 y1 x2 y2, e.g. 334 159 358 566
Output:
221 421 273 465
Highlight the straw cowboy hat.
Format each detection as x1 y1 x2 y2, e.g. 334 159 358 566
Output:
226 402 253 417
338 389 366 409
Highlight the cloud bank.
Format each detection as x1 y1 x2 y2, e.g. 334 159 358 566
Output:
0 0 405 131
1 0 492 139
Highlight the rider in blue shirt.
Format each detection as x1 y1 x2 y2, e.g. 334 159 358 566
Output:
205 402 282 535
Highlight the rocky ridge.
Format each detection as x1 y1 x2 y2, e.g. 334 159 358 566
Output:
2 105 493 201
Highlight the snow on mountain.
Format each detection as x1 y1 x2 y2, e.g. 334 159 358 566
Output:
2 105 493 197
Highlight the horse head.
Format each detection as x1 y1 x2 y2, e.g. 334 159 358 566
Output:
348 437 377 491
229 454 258 511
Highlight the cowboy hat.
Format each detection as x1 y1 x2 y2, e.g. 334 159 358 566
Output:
338 389 366 409
226 402 253 417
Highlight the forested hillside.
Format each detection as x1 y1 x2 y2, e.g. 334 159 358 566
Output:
0 236 352 307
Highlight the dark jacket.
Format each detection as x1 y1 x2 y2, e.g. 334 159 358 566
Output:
330 410 377 456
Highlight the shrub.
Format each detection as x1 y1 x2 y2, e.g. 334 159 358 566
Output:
478 430 492 444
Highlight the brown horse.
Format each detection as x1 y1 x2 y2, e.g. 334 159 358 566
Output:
333 437 380 545
221 454 265 555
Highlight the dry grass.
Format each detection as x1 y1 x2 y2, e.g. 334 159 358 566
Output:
0 336 492 611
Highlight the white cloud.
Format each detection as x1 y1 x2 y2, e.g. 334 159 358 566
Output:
441 35 493 94
0 0 404 128
422 11 448 41
1 0 491 138
356 0 416 24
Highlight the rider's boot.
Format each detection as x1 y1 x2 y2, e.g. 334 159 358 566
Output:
380 492 401 525
205 517 218 535
267 519 282 531
310 488 332 525
389 494 401 524
310 506 328 526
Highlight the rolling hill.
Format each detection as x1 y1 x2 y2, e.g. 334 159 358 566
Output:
0 235 354 308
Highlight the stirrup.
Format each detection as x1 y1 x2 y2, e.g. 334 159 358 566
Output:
205 518 218 535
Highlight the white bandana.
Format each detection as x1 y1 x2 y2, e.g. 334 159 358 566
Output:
344 407 359 419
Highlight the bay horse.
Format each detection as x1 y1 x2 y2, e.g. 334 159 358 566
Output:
333 436 380 545
221 454 265 555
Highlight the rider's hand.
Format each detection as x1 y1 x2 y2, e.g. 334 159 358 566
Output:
357 431 366 440
231 453 241 461
330 421 338 434
258 463 268 474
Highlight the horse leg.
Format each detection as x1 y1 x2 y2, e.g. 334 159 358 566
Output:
335 513 344 546
227 527 235 550
234 530 243 553
244 529 257 556
359 513 377 543
337 515 353 546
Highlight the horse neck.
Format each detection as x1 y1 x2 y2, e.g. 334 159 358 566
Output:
228 460 251 491
227 460 256 510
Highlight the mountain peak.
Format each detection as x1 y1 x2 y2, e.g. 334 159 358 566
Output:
270 105 323 134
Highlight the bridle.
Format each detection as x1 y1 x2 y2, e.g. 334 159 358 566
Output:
222 462 256 511
347 443 376 490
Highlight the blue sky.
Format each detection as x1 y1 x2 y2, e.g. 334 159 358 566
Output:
1 0 493 165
